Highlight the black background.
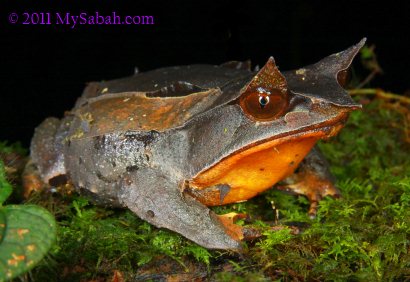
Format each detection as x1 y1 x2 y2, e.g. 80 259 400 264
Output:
1 1 409 146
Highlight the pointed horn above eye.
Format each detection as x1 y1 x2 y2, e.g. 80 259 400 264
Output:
310 38 366 75
238 57 290 121
283 38 366 108
241 56 288 96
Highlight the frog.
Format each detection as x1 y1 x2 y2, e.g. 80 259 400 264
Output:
24 39 366 250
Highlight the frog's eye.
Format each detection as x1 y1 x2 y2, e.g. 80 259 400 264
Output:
239 87 288 121
238 57 289 121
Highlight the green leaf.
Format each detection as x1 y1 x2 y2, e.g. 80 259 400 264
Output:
0 205 56 281
0 162 12 206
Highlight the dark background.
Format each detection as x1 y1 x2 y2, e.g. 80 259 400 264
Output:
1 1 409 146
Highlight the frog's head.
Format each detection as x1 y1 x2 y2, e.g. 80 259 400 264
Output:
184 39 366 205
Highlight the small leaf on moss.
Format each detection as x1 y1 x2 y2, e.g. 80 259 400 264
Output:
0 205 56 281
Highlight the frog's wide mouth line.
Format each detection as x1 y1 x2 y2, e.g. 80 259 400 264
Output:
191 110 350 183
226 110 350 159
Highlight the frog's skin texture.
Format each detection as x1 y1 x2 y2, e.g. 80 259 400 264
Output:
26 39 365 250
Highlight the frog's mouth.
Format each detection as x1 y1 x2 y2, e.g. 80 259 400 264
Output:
185 111 349 206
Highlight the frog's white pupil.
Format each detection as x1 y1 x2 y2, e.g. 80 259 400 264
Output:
259 96 269 109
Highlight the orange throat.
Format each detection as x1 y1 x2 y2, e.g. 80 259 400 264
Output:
187 130 330 206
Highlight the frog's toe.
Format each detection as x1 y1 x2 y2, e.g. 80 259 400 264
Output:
278 171 341 218
216 212 262 241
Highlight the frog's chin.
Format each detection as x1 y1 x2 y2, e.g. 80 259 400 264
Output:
187 121 345 206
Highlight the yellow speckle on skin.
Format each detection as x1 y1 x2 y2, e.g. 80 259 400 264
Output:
80 112 94 123
0 223 5 228
296 68 306 75
101 87 109 93
69 128 84 140
8 253 26 266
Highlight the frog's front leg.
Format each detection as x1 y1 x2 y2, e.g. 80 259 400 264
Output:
117 168 243 250
278 146 340 218
23 117 68 197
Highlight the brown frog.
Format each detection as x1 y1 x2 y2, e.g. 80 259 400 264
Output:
25 39 365 250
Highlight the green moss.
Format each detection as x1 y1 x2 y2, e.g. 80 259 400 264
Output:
250 99 410 281
0 141 27 156
3 97 410 281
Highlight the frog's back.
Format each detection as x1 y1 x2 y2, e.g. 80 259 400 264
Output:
76 63 252 105
68 63 252 138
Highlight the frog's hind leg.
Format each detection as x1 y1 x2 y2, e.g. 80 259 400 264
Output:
22 158 46 198
24 117 68 196
278 146 340 218
117 168 242 250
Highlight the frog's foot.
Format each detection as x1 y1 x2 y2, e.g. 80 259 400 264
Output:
118 168 243 250
278 146 341 218
278 171 340 218
215 212 261 241
22 159 46 198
